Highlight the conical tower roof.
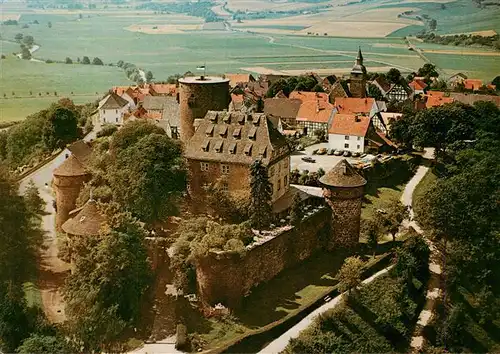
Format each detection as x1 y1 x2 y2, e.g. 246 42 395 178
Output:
53 155 89 177
356 46 363 64
319 159 366 188
61 200 107 236
351 47 366 74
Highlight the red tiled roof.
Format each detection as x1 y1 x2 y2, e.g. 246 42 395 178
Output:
289 91 328 103
296 100 334 123
231 93 244 103
150 84 177 95
225 73 255 87
334 97 375 114
427 91 445 97
426 95 454 108
409 79 427 91
464 79 483 91
329 114 371 137
112 86 131 96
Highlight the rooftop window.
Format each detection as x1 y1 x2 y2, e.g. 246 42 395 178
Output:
202 139 210 152
238 114 245 125
209 113 218 123
244 143 253 156
248 126 257 140
219 125 228 137
223 113 231 124
214 140 223 153
229 142 237 154
205 124 214 136
233 127 242 139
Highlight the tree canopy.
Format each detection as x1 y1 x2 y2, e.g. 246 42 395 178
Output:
249 159 273 229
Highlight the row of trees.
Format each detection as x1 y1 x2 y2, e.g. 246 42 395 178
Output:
0 98 95 169
266 75 324 97
402 100 500 351
417 32 500 51
116 61 153 84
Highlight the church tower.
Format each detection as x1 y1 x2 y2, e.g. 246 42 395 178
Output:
350 47 367 98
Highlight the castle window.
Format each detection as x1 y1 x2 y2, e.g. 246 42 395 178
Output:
278 178 281 191
229 142 237 154
233 127 242 139
219 125 228 137
244 143 253 156
248 126 257 140
202 139 210 152
214 140 223 153
200 162 209 171
284 175 288 187
205 124 214 136
221 182 229 192
221 164 230 175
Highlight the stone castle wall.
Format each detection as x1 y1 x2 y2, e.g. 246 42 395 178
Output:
195 208 331 308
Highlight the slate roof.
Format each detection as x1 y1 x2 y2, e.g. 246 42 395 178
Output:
143 95 170 110
53 155 89 177
372 77 391 94
264 98 302 119
161 97 180 127
185 111 289 166
67 140 92 167
334 97 375 114
99 92 129 110
329 113 371 137
319 159 367 188
330 82 350 98
61 200 106 237
296 100 334 123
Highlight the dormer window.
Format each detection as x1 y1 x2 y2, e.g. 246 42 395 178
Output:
205 124 214 136
259 145 267 158
219 125 228 137
209 113 218 123
223 113 231 124
214 140 223 153
244 143 253 156
248 126 257 140
202 139 210 152
233 127 241 139
238 114 245 125
253 115 260 126
229 142 237 154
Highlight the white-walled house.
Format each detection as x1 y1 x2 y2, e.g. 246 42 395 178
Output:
121 91 137 110
328 114 371 153
95 92 130 126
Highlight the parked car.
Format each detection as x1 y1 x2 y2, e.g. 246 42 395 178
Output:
334 150 343 156
327 148 335 155
343 151 351 157
312 149 319 155
317 148 327 155
302 156 316 163
352 152 360 157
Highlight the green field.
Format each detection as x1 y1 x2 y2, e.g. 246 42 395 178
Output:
1 0 499 121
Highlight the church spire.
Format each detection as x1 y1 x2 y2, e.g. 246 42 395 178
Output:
356 46 363 65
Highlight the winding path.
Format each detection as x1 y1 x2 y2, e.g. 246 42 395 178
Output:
259 150 437 353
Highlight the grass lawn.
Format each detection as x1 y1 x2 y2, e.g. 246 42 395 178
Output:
412 167 437 210
361 184 405 222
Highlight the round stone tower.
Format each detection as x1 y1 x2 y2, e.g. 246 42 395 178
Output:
53 155 91 231
319 159 367 248
178 76 230 142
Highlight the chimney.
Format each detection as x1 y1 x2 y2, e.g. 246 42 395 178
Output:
355 114 361 122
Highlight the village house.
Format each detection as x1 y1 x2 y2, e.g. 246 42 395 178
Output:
447 72 468 88
184 111 291 207
371 77 413 102
94 92 130 126
289 91 329 103
296 99 335 137
463 79 483 91
142 95 171 120
409 79 428 95
328 114 390 153
263 97 302 127
225 73 256 88
425 91 454 108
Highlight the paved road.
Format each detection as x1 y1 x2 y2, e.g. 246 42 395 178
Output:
18 131 96 323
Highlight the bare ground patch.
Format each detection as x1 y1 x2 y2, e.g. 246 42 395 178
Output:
125 24 202 34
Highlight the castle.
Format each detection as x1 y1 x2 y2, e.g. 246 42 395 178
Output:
52 68 368 309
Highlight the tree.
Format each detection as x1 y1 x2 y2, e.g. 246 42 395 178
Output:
24 180 45 215
289 192 303 226
146 70 153 82
492 75 500 90
389 113 413 148
429 19 437 31
65 57 72 64
362 219 384 257
417 63 439 79
109 120 165 154
23 35 34 47
249 159 273 229
92 57 103 65
335 256 364 294
63 204 151 351
14 33 23 42
21 46 31 60
117 60 124 67
109 134 187 222
42 104 80 150
387 68 402 84
367 83 384 100
47 21 52 28
17 334 71 354
313 128 326 142
81 56 90 64
381 201 409 242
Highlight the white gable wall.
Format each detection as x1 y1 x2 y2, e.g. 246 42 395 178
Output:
328 134 365 153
